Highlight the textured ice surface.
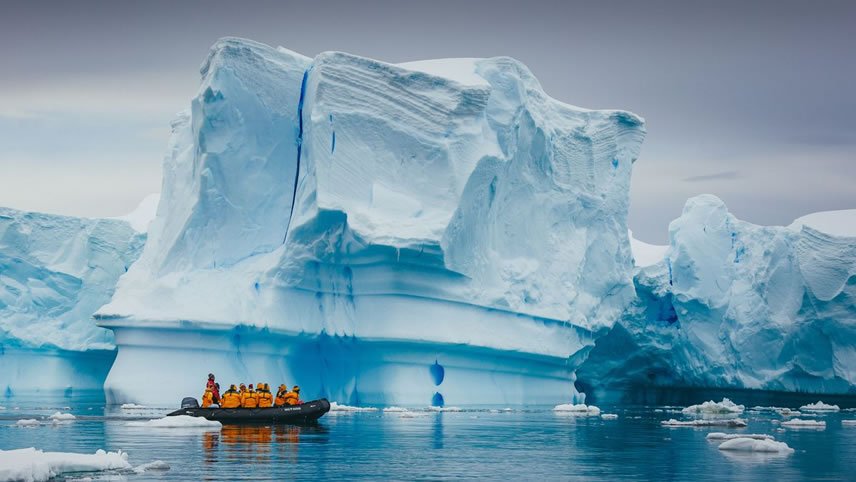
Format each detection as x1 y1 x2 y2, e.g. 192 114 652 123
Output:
553 404 601 415
706 432 773 441
0 448 130 482
682 398 744 416
781 419 826 428
0 205 145 393
799 401 840 412
578 195 856 396
717 438 793 454
126 415 222 429
96 37 645 406
661 418 747 427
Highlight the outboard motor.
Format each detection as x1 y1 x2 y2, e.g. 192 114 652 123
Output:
181 397 199 409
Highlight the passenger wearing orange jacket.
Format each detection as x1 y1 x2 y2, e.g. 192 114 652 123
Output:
284 386 301 406
221 385 241 408
241 384 259 408
201 386 216 408
274 384 289 407
258 383 273 408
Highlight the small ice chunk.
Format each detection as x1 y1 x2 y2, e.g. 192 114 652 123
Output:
706 432 773 440
329 402 378 412
601 414 618 420
16 419 40 427
429 406 462 412
382 406 409 412
717 438 794 454
133 460 171 474
0 447 131 482
842 420 856 426
682 398 744 415
126 415 222 428
49 412 76 421
553 404 601 416
120 403 149 410
799 401 840 412
661 418 747 427
775 408 801 417
781 418 826 429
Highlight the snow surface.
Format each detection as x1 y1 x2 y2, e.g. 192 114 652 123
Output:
111 193 160 233
382 406 409 412
553 404 601 415
0 448 130 482
15 419 39 427
126 415 222 429
799 401 840 412
120 403 148 409
781 419 826 428
682 398 744 416
661 418 747 427
789 209 856 238
94 37 645 406
706 432 773 440
717 438 794 454
578 194 856 395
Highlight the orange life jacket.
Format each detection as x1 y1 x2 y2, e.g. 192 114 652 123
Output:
258 390 273 408
242 390 259 408
221 390 241 408
201 390 215 408
284 392 300 406
275 389 288 407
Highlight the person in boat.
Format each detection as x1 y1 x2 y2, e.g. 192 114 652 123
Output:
284 385 302 405
201 385 216 408
206 373 220 404
220 384 241 408
242 383 259 408
258 383 274 408
275 384 289 407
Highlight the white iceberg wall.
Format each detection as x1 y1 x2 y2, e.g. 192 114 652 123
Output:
578 194 856 395
0 207 144 393
97 37 645 406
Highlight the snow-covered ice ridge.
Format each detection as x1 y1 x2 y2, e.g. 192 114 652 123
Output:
0 206 145 392
95 37 645 406
579 194 856 395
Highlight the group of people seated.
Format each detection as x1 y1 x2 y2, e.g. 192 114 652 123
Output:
201 373 302 409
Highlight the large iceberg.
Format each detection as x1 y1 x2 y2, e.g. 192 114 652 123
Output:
96 38 645 406
0 207 145 393
578 195 856 396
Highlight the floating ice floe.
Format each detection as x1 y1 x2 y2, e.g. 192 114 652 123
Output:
775 408 801 417
382 406 409 412
799 401 840 412
553 404 601 416
429 406 462 412
126 415 222 429
601 414 618 420
329 402 378 412
48 412 76 421
133 460 171 474
717 438 794 454
706 432 773 440
0 406 5 410
661 418 747 427
842 420 856 426
0 447 131 482
120 403 149 410
781 419 826 429
16 419 40 427
682 398 744 416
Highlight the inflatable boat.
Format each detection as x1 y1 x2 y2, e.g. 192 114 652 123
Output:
167 397 330 424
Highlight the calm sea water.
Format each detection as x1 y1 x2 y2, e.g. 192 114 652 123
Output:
1 392 854 481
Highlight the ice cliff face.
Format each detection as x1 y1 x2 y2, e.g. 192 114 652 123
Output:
578 195 856 396
0 207 145 391
96 38 645 405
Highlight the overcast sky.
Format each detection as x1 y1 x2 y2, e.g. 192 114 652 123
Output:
1 0 853 242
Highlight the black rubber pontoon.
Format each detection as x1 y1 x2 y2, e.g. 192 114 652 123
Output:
167 398 330 424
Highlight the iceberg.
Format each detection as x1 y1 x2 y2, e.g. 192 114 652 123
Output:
716 438 793 454
0 448 131 482
95 38 645 406
0 205 145 394
578 195 856 397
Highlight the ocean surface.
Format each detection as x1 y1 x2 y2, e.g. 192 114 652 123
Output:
1 392 854 481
